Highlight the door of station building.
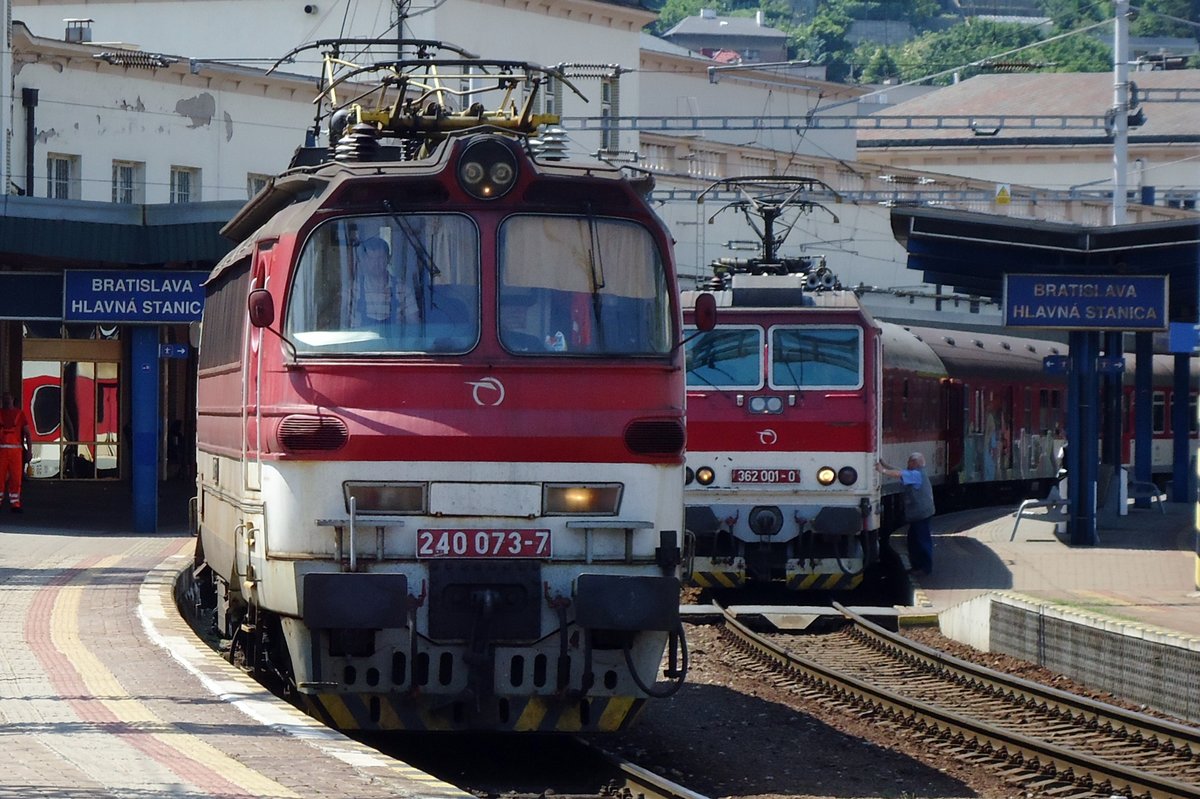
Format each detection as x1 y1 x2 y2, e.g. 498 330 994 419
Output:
22 336 122 480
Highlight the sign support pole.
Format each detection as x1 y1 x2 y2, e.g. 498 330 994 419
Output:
131 327 159 533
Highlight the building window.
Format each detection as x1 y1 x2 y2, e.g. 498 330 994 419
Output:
600 76 620 153
47 154 81 200
740 155 775 177
686 147 722 179
535 75 559 118
170 166 200 203
640 142 673 172
111 161 144 204
247 173 271 199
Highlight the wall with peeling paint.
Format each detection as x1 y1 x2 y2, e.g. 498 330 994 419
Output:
10 0 653 171
8 24 316 202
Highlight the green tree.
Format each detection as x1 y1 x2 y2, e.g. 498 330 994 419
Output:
1035 32 1112 72
860 46 901 82
648 0 731 35
1038 0 1112 30
794 6 856 81
1130 0 1200 37
894 20 1044 83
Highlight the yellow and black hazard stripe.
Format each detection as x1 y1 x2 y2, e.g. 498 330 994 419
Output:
688 570 747 589
785 571 864 591
301 692 648 732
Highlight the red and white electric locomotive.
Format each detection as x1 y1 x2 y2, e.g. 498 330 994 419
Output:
193 42 692 732
679 180 1197 594
681 178 883 591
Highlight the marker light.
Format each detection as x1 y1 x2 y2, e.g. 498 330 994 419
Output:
816 466 837 486
544 483 622 515
344 482 426 514
685 467 695 485
838 466 858 486
696 466 716 486
458 138 518 200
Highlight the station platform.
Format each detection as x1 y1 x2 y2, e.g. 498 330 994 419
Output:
908 498 1200 639
0 480 469 798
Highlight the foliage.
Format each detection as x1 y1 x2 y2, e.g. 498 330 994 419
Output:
644 0 1196 82
859 46 900 83
1129 0 1200 37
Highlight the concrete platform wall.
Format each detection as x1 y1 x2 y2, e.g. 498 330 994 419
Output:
939 592 1200 724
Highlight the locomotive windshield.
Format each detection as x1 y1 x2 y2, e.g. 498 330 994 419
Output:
684 327 764 389
286 214 480 354
684 325 863 390
498 215 671 355
770 326 863 389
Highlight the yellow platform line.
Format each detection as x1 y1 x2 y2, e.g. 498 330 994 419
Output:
52 556 298 798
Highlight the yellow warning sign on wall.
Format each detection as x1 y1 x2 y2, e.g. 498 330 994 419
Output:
995 184 1011 205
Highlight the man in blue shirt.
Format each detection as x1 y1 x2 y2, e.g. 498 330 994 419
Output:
877 452 935 576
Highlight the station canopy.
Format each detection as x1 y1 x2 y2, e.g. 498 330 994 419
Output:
890 208 1200 323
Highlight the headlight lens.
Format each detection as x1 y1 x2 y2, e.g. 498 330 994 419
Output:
696 466 716 486
344 482 426 514
748 395 783 414
458 138 518 199
816 466 837 486
544 483 622 515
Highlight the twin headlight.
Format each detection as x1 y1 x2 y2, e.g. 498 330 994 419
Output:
686 465 858 487
458 138 518 200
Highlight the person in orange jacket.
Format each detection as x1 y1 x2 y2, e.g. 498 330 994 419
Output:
0 391 32 512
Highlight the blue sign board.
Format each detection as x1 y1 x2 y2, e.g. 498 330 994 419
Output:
159 344 190 359
1167 321 1200 353
65 270 208 324
1003 274 1167 330
1043 354 1070 374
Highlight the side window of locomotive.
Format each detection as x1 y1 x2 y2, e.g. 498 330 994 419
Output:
768 326 863 390
199 257 250 371
684 327 764 389
285 214 480 355
498 215 671 355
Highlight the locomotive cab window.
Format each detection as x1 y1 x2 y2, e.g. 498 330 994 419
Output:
684 326 764 389
285 214 480 355
498 215 671 355
768 326 863 390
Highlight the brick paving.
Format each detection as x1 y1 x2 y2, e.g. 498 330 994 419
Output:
0 482 469 799
911 499 1200 639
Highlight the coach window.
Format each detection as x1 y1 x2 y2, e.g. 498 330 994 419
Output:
1152 391 1166 434
685 326 764 389
768 326 862 389
1191 393 1198 433
498 215 670 355
286 214 480 355
22 316 123 482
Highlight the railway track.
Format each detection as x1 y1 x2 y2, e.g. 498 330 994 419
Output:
717 603 1200 799
177 570 711 799
371 732 714 799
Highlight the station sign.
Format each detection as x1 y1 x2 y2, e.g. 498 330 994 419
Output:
1043 354 1070 374
1167 321 1200 353
65 270 208 324
1003 274 1168 331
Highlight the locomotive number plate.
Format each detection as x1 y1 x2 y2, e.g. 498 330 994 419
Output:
416 529 552 559
731 468 800 484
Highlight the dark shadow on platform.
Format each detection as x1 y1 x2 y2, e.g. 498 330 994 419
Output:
1 479 194 536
